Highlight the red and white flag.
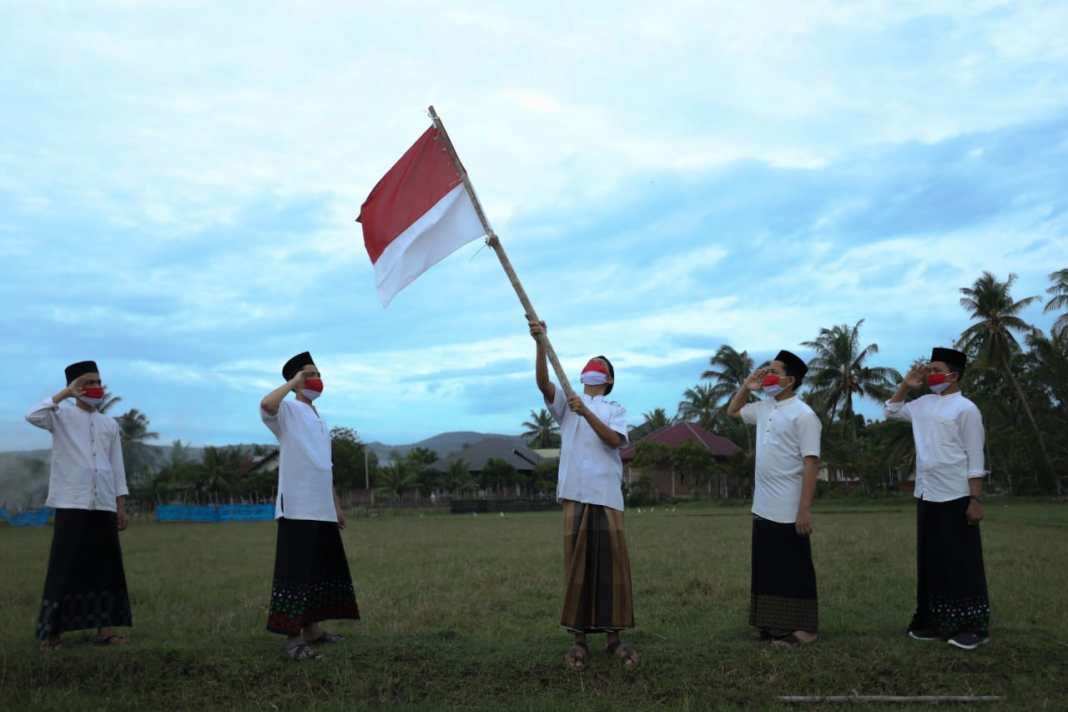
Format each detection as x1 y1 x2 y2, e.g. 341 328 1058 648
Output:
357 126 486 306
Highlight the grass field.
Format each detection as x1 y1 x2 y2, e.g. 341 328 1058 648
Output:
1 498 1066 711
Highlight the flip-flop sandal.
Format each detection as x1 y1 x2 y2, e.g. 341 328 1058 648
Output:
605 640 640 669
40 638 63 651
564 641 590 671
285 641 322 661
771 633 817 648
309 632 344 645
93 635 128 646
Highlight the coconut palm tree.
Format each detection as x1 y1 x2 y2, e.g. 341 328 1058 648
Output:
117 408 158 443
701 345 757 451
443 459 477 496
1027 327 1068 408
375 460 420 502
116 408 160 479
629 408 673 441
958 271 1058 493
195 446 243 499
521 408 560 448
642 408 672 429
1044 267 1068 337
99 393 123 414
701 345 755 403
801 319 900 436
676 384 720 430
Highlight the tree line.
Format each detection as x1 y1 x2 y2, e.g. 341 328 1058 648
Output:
607 269 1066 497
110 269 1066 506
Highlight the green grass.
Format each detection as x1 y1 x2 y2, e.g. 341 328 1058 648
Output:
1 499 1067 711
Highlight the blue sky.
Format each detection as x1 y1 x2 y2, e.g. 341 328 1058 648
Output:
2 1 1067 450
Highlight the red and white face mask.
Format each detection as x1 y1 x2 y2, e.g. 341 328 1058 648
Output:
580 359 610 386
762 373 785 397
927 372 951 394
78 386 105 408
302 377 324 402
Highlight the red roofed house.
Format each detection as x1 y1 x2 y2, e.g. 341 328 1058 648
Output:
622 422 743 499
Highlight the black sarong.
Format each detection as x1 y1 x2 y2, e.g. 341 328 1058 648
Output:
36 508 132 640
912 497 990 637
749 515 818 635
267 518 359 636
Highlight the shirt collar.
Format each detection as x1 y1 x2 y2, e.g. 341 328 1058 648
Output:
772 395 797 408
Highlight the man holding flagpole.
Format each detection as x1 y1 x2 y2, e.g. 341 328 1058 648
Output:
529 319 638 671
358 107 632 667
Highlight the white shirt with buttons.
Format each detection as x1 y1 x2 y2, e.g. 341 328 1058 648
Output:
740 395 822 524
26 399 128 512
884 391 986 502
261 398 337 522
546 386 629 512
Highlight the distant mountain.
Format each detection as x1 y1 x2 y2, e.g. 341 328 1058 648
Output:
365 431 524 465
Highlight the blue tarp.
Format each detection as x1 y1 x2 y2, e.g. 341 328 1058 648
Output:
1 504 275 526
0 507 53 527
155 503 274 523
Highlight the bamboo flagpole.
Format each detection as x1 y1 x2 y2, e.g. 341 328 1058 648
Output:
426 105 576 398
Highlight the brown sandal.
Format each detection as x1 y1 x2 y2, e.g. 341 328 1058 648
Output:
605 640 639 669
285 641 322 661
564 641 590 671
771 632 817 647
93 634 129 646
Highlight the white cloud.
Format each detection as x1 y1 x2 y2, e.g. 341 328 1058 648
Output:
2 0 1067 447
3 0 1065 241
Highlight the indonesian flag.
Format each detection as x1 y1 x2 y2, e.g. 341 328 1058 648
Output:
357 127 487 306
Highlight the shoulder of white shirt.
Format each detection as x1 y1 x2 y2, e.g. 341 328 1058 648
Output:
58 402 118 422
584 393 623 407
788 397 819 418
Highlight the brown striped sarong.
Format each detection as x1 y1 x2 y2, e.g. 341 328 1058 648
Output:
560 500 634 633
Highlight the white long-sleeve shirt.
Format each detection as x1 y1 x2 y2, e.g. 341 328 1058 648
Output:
546 386 629 512
884 392 986 502
25 398 128 512
261 399 337 522
740 395 822 523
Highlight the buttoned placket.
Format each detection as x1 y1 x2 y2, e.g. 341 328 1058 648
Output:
765 402 779 445
571 416 585 502
88 411 98 510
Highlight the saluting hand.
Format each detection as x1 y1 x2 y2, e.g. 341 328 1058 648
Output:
743 368 767 391
289 370 308 392
903 360 928 389
67 374 91 399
